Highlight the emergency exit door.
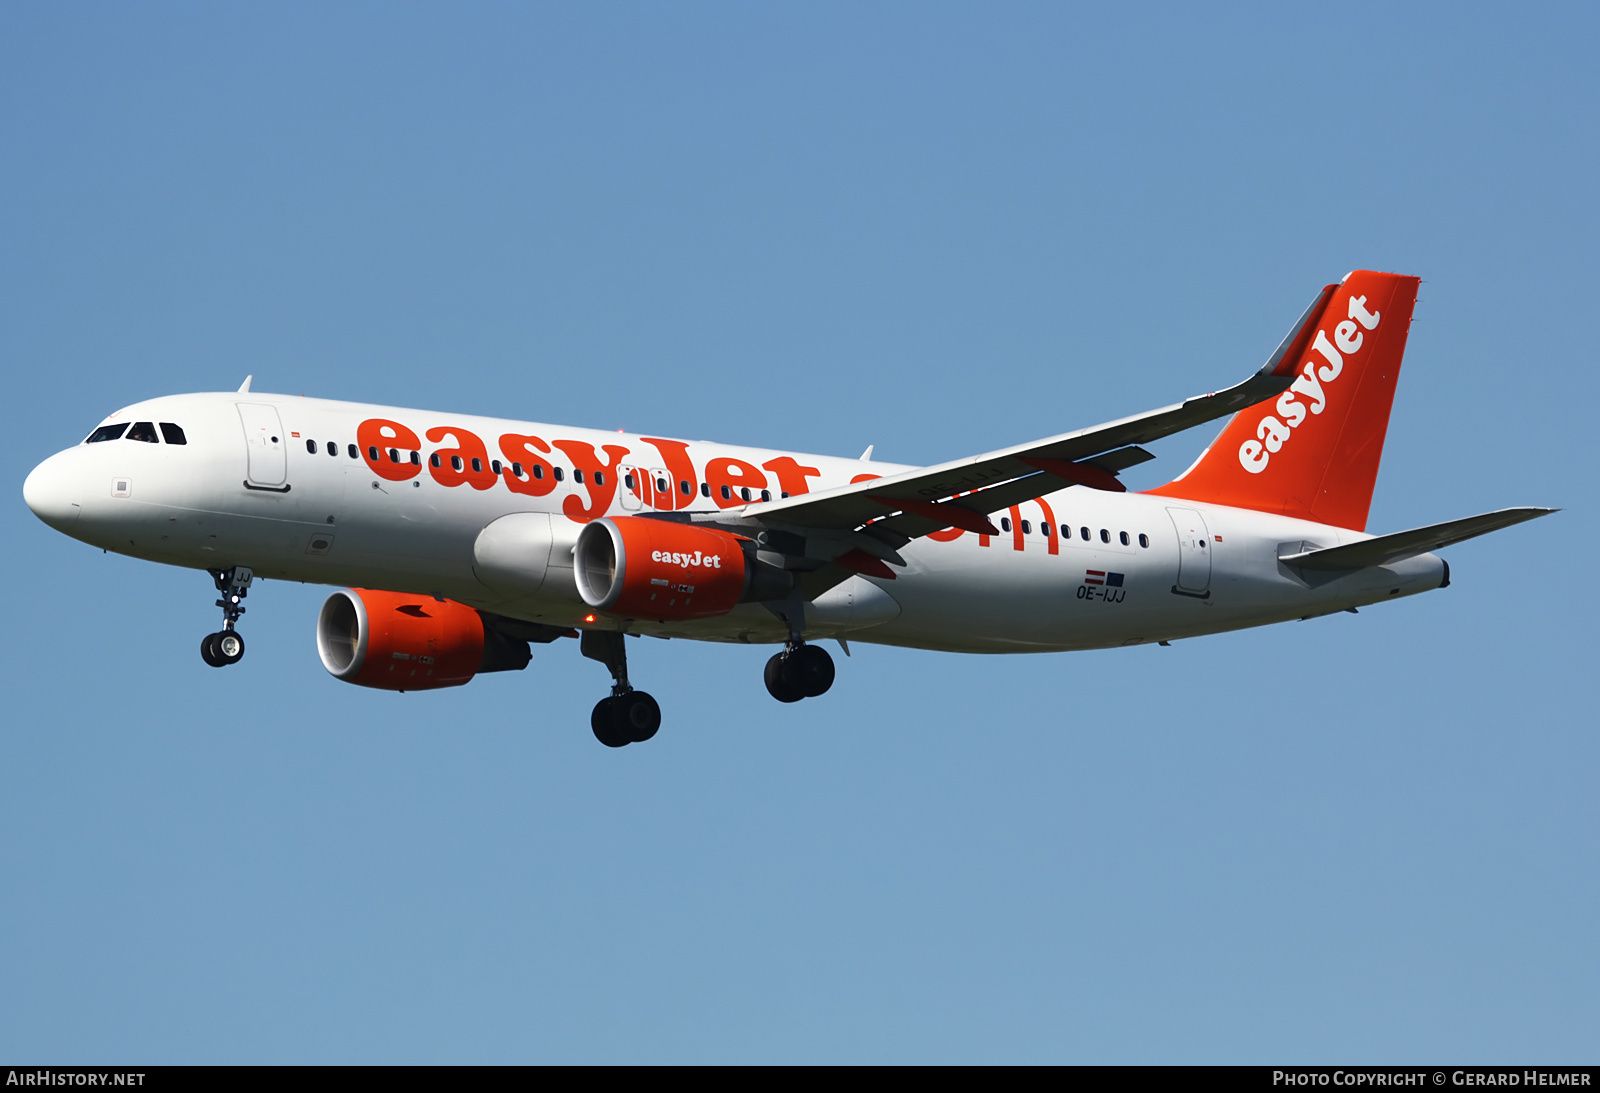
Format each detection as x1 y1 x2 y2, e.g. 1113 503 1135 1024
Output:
1167 507 1212 598
238 403 289 490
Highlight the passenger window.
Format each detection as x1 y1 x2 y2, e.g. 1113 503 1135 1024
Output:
451 455 463 471
740 487 751 502
410 451 420 465
655 477 668 492
1139 533 1149 548
594 471 604 486
625 473 635 490
680 480 692 495
1021 520 1032 534
348 444 359 459
1059 524 1069 539
573 469 584 484
368 446 379 461
86 424 128 443
306 439 318 454
761 490 771 502
720 484 732 500
554 467 565 482
532 465 544 480
513 463 524 478
472 457 484 473
701 483 711 497
1000 517 1011 532
1120 531 1130 546
389 448 400 463
1100 529 1110 543
1042 523 1052 537
430 453 441 468
491 459 502 475
1080 527 1090 540
159 423 187 445
127 421 159 443
327 440 338 457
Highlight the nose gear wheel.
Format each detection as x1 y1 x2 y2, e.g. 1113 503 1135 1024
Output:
201 630 246 667
199 567 253 668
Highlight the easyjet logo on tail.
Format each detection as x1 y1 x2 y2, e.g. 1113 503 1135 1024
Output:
1238 294 1382 474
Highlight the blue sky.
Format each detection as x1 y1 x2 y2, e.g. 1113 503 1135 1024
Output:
2 3 1595 1062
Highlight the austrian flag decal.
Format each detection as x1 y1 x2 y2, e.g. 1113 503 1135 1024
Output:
1078 569 1128 603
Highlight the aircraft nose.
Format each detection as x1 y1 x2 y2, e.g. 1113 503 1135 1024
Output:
23 451 82 530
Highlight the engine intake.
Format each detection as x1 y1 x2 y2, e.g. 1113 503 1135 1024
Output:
317 588 531 691
574 517 791 621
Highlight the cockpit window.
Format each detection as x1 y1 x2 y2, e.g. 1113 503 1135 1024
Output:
126 421 159 443
85 423 128 443
159 423 187 445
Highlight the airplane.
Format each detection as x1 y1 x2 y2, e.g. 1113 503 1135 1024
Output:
22 270 1553 747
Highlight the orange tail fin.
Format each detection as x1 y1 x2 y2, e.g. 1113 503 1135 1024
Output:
1147 270 1420 531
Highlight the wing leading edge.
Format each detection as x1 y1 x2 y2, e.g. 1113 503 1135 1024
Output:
716 282 1337 546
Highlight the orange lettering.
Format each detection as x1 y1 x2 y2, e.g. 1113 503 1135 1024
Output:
762 456 821 497
426 427 497 491
498 433 559 497
640 438 697 511
1033 496 1059 556
554 440 630 521
641 470 673 509
705 457 768 508
356 419 422 482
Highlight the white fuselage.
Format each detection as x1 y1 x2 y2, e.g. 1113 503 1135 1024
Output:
23 391 1447 653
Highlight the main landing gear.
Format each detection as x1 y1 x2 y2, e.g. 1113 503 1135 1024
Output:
581 630 662 748
764 642 835 703
200 566 253 668
761 594 834 703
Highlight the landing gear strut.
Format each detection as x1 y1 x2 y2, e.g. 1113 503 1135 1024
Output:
200 566 252 668
581 630 661 748
764 642 835 703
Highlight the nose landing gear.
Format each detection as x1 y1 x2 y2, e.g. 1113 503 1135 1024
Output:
200 567 253 668
581 630 662 748
764 642 835 703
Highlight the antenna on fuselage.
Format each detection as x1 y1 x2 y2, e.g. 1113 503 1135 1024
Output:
859 444 874 461
237 375 253 393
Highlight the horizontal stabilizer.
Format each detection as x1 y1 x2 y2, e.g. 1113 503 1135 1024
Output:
1280 507 1557 571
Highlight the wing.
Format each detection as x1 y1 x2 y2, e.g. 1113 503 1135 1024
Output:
715 283 1334 548
646 282 1333 600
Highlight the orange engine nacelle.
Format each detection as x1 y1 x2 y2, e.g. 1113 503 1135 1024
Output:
317 588 528 691
575 516 789 621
